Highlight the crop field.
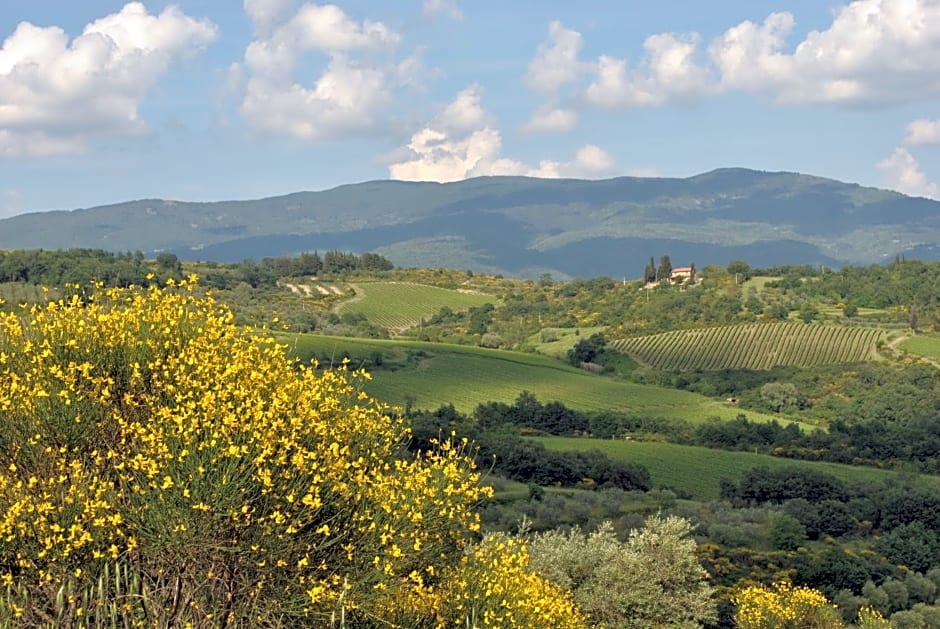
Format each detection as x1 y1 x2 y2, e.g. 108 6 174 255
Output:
536 437 940 501
282 334 817 428
899 335 940 361
611 322 883 371
339 282 494 331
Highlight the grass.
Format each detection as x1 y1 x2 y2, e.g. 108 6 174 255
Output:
528 326 607 359
282 334 817 429
739 276 781 291
899 335 940 361
339 282 494 331
535 437 940 501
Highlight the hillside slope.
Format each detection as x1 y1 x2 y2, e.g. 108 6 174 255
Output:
3 169 940 277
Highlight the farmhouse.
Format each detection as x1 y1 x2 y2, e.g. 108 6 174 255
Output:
671 267 694 282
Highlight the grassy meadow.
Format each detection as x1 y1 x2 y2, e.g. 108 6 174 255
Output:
528 326 607 359
535 437 940 501
899 335 940 361
283 333 817 428
339 282 494 331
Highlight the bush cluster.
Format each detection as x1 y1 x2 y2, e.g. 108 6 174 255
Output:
0 280 578 627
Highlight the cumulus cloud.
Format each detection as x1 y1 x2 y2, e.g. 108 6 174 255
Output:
584 33 712 108
526 21 584 95
904 118 940 145
244 0 295 35
241 2 411 139
710 0 940 105
524 1 940 118
388 85 617 182
877 147 940 200
0 2 217 158
527 145 617 179
422 0 463 20
521 21 585 133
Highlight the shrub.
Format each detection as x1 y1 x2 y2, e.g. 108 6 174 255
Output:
0 281 573 626
528 516 716 628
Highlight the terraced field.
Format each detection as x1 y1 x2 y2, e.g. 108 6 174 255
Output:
282 334 817 428
536 437 940 501
612 322 883 371
339 282 494 331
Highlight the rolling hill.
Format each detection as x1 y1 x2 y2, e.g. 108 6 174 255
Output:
4 168 940 278
282 334 818 428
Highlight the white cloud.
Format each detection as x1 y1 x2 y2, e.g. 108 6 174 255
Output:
527 144 617 179
0 189 24 218
877 147 940 200
710 0 940 105
241 3 408 139
423 0 463 20
522 106 578 133
708 12 794 94
388 86 617 182
244 0 295 35
584 32 712 108
243 54 391 139
522 21 585 133
904 118 940 145
0 2 217 158
525 1 940 118
526 21 584 95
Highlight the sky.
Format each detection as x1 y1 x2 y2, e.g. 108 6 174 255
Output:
1 0 940 217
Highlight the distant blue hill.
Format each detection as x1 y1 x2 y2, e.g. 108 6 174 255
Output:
1 169 937 278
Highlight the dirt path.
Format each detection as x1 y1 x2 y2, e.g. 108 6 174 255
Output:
885 333 940 369
332 283 363 313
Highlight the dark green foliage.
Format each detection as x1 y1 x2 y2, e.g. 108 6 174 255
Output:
567 332 607 366
769 513 807 550
656 255 673 282
877 522 940 573
407 402 650 491
727 466 847 504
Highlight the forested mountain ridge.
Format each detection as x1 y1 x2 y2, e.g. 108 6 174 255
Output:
2 168 939 278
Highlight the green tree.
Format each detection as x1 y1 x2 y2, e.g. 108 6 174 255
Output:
645 256 657 283
657 255 673 283
770 513 808 551
876 522 940 573
727 260 751 282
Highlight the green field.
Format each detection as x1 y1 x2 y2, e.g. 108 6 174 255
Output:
339 282 494 331
899 335 940 361
529 326 607 359
612 322 884 371
536 437 940 501
283 334 816 428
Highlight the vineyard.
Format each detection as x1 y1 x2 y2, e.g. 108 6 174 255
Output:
339 282 494 331
611 322 884 371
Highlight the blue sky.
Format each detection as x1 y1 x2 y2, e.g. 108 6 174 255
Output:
1 0 939 216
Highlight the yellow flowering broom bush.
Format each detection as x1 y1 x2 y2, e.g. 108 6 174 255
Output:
732 580 844 629
0 280 583 627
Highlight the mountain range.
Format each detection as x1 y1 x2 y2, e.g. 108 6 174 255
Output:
3 168 939 279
